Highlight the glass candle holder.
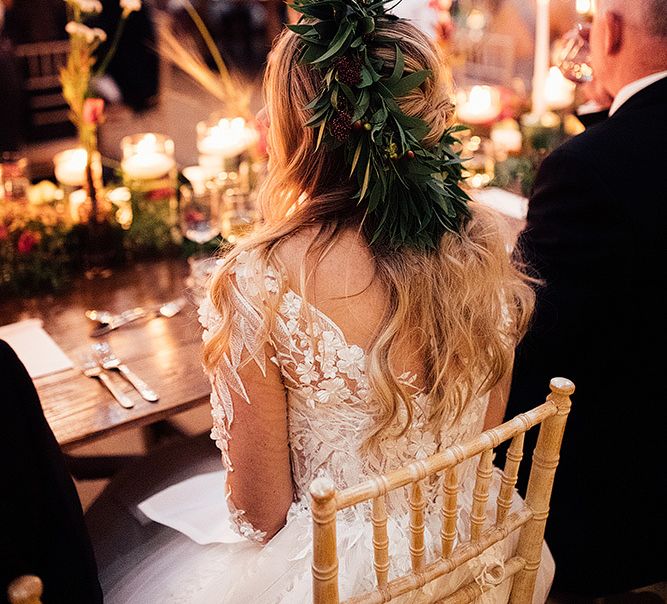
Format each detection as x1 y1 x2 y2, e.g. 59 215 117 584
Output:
53 148 103 223
220 189 258 243
196 115 259 179
0 152 30 202
121 133 178 252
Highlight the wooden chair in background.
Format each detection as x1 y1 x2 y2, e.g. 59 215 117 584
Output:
14 40 73 141
452 32 516 88
310 377 574 604
14 40 77 180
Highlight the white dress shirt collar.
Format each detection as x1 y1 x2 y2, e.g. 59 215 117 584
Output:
609 70 667 116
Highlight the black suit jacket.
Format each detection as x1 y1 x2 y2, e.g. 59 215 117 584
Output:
0 341 102 604
506 77 667 596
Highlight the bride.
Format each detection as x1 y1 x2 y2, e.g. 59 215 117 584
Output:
101 3 554 602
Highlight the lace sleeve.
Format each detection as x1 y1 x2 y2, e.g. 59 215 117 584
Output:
198 252 288 543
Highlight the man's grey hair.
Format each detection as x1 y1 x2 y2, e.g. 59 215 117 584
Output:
597 0 667 37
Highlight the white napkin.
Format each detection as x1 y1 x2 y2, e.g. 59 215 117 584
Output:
472 187 528 220
138 471 245 545
0 319 74 378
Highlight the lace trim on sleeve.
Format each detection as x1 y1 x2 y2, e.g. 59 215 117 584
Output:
198 252 283 543
226 485 268 543
199 252 282 469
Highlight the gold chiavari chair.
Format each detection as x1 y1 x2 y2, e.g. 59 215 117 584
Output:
311 377 574 604
6 575 43 604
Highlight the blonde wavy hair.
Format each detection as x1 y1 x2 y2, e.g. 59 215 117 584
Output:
204 19 535 448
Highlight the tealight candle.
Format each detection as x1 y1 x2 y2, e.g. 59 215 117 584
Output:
121 133 175 181
197 117 259 159
544 66 576 110
120 133 178 243
53 148 102 188
456 86 502 125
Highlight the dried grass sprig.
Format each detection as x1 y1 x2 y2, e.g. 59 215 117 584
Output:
157 4 252 119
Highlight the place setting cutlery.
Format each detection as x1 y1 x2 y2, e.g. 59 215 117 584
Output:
77 342 160 408
85 297 186 337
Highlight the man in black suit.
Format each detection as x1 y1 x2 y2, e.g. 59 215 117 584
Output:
506 0 667 600
0 341 102 604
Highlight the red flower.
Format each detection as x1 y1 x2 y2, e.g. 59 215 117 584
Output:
146 187 174 201
0 225 8 241
17 230 41 254
83 98 105 125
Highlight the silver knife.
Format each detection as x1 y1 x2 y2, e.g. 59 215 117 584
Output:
89 298 187 337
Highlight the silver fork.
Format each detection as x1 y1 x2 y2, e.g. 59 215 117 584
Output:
92 342 159 402
80 355 135 409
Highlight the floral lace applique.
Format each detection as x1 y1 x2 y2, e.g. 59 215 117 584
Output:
200 248 492 553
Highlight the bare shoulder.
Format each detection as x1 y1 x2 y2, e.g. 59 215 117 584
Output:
272 226 377 299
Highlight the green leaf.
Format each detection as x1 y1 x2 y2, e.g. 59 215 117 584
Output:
359 158 371 200
305 104 330 127
359 66 374 88
301 43 325 64
287 24 312 34
361 15 375 33
390 69 432 97
386 45 404 85
312 21 354 64
331 85 339 109
338 82 357 105
350 138 363 177
352 89 370 121
315 120 327 151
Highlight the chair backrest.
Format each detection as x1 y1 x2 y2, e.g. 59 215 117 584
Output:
310 377 574 604
14 40 74 140
454 32 516 87
7 575 43 604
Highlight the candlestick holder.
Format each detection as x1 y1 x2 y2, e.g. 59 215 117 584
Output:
121 133 179 255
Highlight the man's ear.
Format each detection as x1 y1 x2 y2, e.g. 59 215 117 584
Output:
604 11 624 55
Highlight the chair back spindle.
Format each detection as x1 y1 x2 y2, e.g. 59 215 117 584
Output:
510 378 574 603
310 378 574 604
371 495 390 588
496 433 525 525
470 449 494 542
311 477 341 604
440 466 459 559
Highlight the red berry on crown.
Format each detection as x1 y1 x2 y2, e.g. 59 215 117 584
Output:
335 56 362 87
330 110 353 141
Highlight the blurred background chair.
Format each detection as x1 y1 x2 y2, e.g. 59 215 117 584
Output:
453 32 516 87
14 40 73 141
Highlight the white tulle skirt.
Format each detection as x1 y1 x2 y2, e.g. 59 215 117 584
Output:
101 469 554 604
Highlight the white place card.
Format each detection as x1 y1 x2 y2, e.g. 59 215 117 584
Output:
0 319 74 379
138 471 244 545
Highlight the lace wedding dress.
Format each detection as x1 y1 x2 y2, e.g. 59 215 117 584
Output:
103 248 554 604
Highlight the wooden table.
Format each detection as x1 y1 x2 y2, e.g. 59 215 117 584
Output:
0 259 211 452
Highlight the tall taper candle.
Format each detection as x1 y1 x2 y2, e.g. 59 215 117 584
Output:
531 0 550 117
